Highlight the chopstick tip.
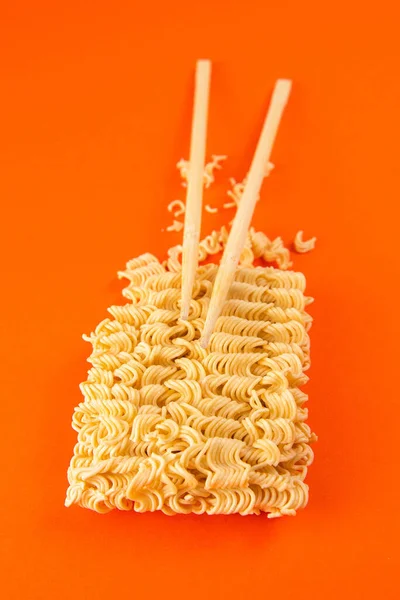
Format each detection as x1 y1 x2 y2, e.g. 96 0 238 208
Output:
196 58 212 74
199 337 208 349
275 79 292 100
276 78 292 89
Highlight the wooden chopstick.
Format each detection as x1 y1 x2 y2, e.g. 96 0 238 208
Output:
181 59 211 320
200 79 292 347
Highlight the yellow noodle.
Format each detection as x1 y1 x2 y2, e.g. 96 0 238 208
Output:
177 154 226 188
294 230 317 253
66 238 315 518
167 200 185 217
166 220 184 233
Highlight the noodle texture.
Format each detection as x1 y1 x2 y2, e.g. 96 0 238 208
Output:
66 234 316 517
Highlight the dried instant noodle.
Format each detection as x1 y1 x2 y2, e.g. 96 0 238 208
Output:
66 228 317 517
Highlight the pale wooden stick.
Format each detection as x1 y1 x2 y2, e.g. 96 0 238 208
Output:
181 60 211 319
200 79 292 347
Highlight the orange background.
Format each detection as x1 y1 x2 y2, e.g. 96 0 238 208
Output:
1 1 399 598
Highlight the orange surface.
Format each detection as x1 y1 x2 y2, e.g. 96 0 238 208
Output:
1 1 399 599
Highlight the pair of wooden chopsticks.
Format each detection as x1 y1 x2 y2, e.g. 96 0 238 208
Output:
180 59 291 347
